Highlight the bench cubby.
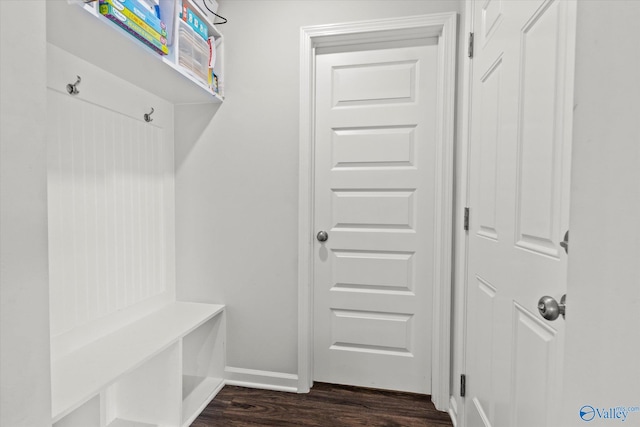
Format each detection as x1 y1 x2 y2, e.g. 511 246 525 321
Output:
51 302 225 427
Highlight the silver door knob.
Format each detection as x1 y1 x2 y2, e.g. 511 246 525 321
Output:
316 230 328 242
537 294 566 321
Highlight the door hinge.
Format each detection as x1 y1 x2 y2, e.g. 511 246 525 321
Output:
468 32 474 58
460 374 466 397
464 207 470 231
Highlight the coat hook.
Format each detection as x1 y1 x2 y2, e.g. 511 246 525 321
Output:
144 107 154 123
66 75 81 95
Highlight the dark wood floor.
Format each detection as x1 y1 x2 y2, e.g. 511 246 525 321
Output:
192 383 453 427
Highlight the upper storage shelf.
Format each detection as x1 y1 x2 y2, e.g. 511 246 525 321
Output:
47 0 224 105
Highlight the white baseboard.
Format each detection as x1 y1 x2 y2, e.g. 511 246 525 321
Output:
224 366 299 393
449 395 459 427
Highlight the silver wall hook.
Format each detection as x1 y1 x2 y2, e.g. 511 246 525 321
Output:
144 107 154 123
66 75 81 95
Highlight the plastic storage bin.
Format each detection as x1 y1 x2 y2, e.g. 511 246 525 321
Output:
178 20 209 84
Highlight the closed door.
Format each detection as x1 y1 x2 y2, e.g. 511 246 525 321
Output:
313 42 439 393
465 0 576 426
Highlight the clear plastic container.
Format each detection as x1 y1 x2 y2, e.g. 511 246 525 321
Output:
178 20 209 84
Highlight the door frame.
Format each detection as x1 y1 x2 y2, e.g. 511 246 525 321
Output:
297 13 457 410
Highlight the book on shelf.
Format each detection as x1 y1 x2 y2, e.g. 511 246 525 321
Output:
180 3 209 41
100 0 167 37
99 0 169 55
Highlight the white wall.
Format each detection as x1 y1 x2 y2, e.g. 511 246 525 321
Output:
0 1 52 426
563 1 640 425
175 0 462 379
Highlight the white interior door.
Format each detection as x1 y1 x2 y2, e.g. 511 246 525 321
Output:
465 0 576 426
312 41 439 394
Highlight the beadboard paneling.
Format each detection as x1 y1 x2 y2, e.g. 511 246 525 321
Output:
47 45 174 344
47 90 169 338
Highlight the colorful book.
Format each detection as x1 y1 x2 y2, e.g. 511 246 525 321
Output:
100 0 168 47
100 0 167 37
180 4 208 41
100 2 169 55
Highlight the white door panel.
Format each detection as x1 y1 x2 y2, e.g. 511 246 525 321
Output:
332 190 416 229
313 43 438 393
465 0 575 425
332 250 414 292
331 127 416 167
332 62 417 105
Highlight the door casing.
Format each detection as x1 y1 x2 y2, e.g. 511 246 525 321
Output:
297 13 457 410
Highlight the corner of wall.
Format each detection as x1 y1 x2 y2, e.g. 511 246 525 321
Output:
0 1 52 426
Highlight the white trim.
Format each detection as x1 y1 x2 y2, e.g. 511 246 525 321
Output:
449 395 459 427
224 367 299 393
297 22 316 394
298 13 458 406
430 12 458 412
451 3 475 426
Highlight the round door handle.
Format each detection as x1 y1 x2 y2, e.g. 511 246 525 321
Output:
537 294 566 321
316 230 328 242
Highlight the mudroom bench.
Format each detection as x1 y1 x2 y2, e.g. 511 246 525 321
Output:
51 302 225 427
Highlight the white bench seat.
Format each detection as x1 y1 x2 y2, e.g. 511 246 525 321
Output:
51 302 225 423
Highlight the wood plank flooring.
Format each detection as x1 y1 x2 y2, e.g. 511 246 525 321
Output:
191 383 454 427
